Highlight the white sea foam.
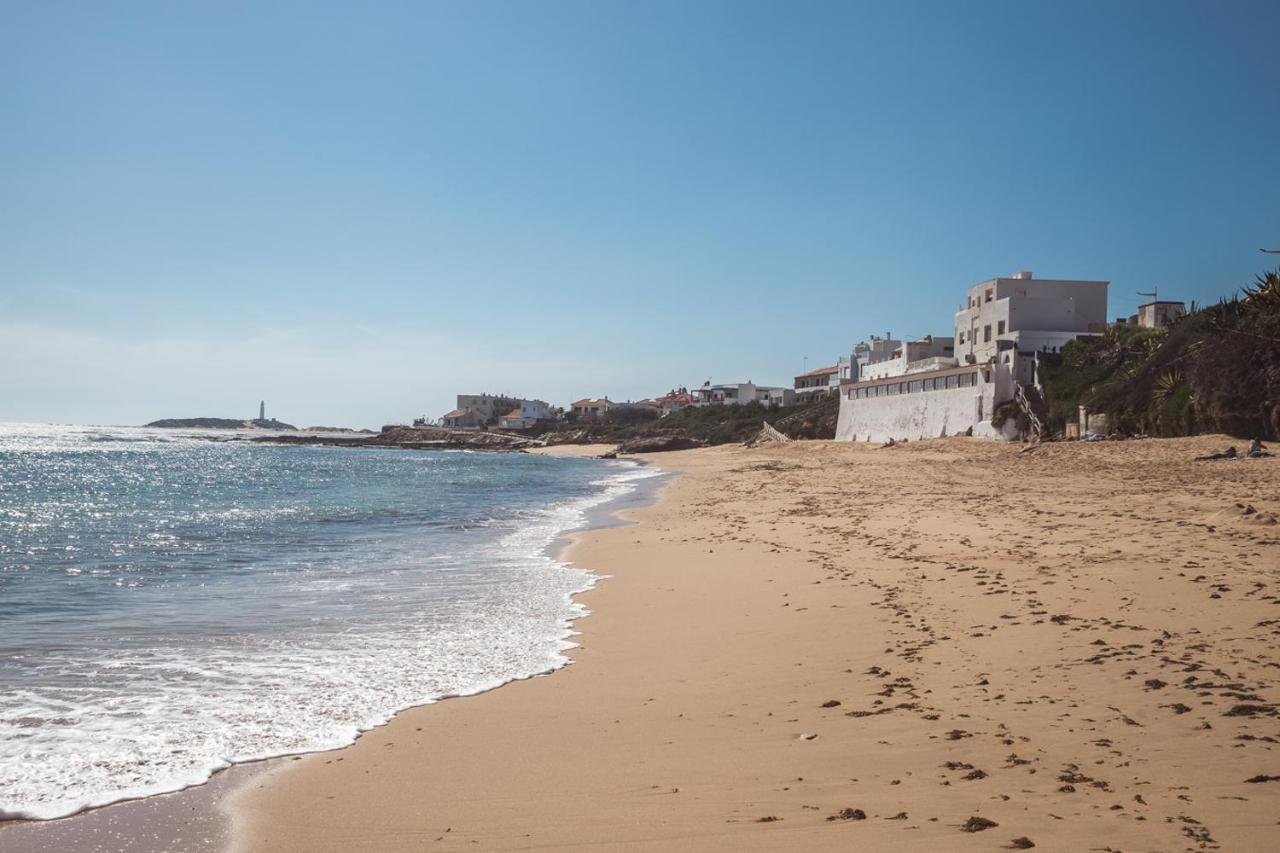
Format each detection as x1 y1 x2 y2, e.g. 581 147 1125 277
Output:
0 430 660 821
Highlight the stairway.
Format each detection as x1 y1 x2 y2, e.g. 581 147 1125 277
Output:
1014 384 1049 442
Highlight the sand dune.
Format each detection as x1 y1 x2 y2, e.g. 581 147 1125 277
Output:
231 436 1280 852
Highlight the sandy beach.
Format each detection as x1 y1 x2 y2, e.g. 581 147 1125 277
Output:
221 436 1280 852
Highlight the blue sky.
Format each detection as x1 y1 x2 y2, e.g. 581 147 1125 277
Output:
3 1 1278 428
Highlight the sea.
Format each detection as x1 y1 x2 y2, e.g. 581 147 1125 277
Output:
0 423 657 821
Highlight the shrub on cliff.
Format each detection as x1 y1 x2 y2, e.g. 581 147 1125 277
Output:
1040 269 1280 439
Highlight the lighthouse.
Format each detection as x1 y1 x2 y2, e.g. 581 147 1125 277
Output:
259 400 265 421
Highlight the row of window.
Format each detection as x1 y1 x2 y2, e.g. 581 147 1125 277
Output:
965 289 995 309
849 371 977 399
958 320 1007 345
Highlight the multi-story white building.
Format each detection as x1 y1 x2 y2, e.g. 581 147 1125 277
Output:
497 399 552 430
954 271 1109 365
571 398 614 418
695 382 794 408
793 365 841 398
444 393 544 430
837 271 1109 444
858 335 956 381
851 334 902 381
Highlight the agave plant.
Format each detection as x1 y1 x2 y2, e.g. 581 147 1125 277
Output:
1153 368 1183 401
1243 269 1280 310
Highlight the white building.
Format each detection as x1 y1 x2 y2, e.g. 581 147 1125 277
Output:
858 335 956 381
497 399 552 430
837 271 1108 444
954 271 1109 365
695 382 794 408
1135 300 1186 328
851 334 903 381
793 365 841 399
835 362 1019 443
444 394 541 430
764 387 797 407
571 398 613 418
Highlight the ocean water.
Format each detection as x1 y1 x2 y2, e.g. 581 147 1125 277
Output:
0 424 656 821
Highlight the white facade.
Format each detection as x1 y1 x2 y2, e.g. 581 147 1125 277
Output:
859 336 957 381
696 382 793 407
765 387 797 407
571 398 613 417
835 363 1019 444
851 334 902 381
954 271 1109 365
793 365 841 398
447 394 546 430
498 399 551 430
1136 301 1186 328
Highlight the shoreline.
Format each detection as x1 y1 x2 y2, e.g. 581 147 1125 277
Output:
7 436 1280 851
231 435 1279 852
0 443 644 853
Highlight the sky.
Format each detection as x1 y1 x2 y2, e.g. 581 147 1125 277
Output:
3 0 1278 429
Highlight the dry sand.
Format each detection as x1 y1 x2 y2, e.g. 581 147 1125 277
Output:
212 436 1276 851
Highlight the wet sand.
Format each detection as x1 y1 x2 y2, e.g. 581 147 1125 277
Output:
227 436 1280 852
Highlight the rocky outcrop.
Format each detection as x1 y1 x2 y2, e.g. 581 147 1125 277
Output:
370 426 540 450
616 434 705 454
541 429 598 446
302 426 377 434
253 425 541 452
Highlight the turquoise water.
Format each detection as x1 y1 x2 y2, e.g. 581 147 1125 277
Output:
0 424 654 820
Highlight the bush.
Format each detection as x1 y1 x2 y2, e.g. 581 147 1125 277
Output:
1038 269 1280 440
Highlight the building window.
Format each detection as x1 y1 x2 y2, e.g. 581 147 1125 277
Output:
958 372 973 387
909 380 923 393
946 374 959 389
997 320 1006 335
983 325 992 342
985 289 993 303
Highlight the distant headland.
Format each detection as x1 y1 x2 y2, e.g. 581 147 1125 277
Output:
145 417 299 430
142 400 375 432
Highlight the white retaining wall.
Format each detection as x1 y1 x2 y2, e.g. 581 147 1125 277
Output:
835 384 1017 443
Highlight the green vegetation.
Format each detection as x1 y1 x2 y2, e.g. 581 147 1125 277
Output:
1038 269 1280 439
989 401 1022 431
541 394 840 446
